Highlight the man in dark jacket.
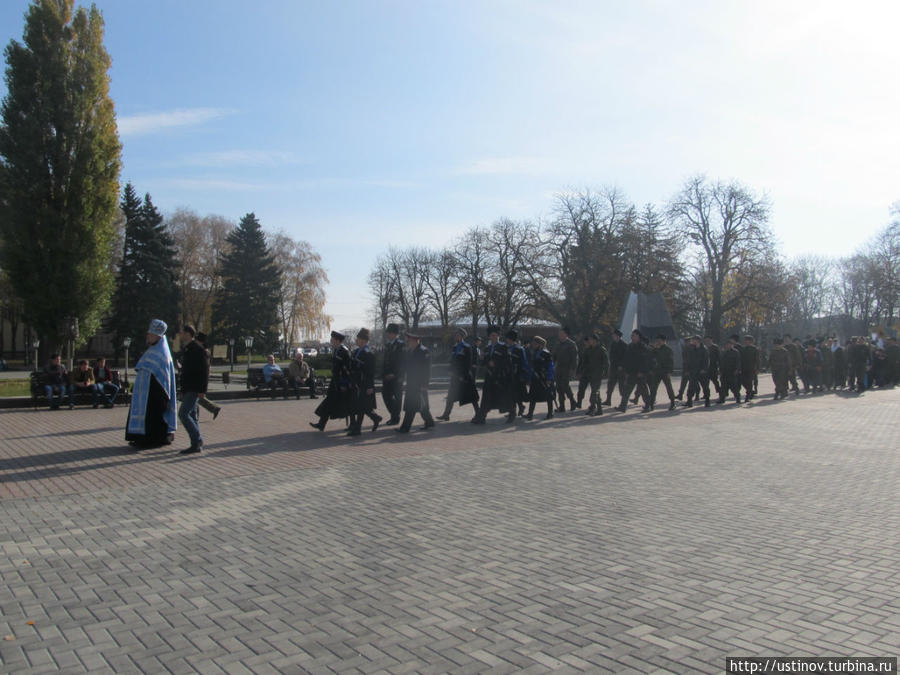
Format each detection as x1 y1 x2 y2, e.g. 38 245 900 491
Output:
603 329 626 406
684 335 711 408
397 333 434 433
348 328 381 436
651 334 676 411
553 326 578 412
506 330 532 421
43 353 71 410
832 337 847 389
619 329 651 412
381 323 405 425
177 324 209 454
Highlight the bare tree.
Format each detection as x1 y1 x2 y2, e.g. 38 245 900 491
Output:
386 246 431 330
482 218 539 331
787 255 839 321
454 226 489 337
168 209 231 331
528 188 632 335
367 253 396 333
423 248 464 330
667 176 779 341
269 231 330 348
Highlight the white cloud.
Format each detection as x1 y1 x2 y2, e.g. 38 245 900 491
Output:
178 150 302 167
117 108 234 137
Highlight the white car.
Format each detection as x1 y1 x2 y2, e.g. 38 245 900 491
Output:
301 348 318 357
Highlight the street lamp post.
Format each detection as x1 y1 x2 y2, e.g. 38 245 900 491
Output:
228 338 235 372
122 337 132 388
244 336 254 373
32 338 40 372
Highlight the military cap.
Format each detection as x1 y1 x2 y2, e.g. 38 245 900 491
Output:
331 330 345 341
356 328 370 340
455 327 468 338
656 333 668 341
505 329 518 341
743 335 755 342
386 323 401 334
532 335 546 346
560 325 571 334
613 328 623 337
406 332 422 340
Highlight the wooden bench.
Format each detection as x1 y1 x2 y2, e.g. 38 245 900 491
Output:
30 369 129 409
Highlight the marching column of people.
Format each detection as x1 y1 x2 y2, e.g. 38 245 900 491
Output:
103 318 899 450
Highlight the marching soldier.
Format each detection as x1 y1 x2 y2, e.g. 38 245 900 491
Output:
741 335 759 401
347 328 382 436
684 335 711 408
603 329 626 407
619 329 652 412
506 330 532 421
832 336 847 389
472 326 513 424
381 323 405 425
553 326 578 412
396 333 435 432
718 338 742 404
526 336 556 420
310 331 353 431
704 336 721 396
650 334 676 411
820 338 835 390
575 335 591 409
783 334 802 395
578 332 608 416
802 340 824 393
768 337 791 400
437 328 479 421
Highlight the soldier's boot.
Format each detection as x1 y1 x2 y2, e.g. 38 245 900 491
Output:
585 405 595 416
545 402 554 420
704 397 710 407
309 417 327 431
369 413 382 432
526 402 536 420
518 403 526 416
436 401 453 421
506 411 516 424
669 400 676 411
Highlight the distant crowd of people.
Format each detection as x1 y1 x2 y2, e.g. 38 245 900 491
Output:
36 318 900 454
308 324 900 437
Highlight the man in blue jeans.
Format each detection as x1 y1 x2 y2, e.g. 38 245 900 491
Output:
177 325 209 455
44 353 72 410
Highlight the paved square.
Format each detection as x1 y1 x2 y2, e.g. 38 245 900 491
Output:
1 382 898 673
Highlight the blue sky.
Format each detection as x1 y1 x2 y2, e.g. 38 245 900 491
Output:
2 0 899 335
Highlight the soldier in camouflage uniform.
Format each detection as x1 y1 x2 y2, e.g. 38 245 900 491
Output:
768 337 791 400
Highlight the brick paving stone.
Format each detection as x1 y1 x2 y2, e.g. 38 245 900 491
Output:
0 384 898 672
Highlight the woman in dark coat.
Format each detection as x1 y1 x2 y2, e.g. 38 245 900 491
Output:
526 336 555 420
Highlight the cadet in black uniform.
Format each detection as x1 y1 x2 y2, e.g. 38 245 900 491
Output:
472 326 513 424
381 323 405 425
310 331 353 431
437 328 479 420
348 328 382 435
397 333 435 433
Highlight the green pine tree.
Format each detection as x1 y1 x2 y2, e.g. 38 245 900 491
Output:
108 184 181 346
213 213 282 354
0 0 121 353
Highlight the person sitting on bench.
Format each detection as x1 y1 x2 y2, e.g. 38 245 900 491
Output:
288 350 318 399
93 356 119 408
262 354 288 398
